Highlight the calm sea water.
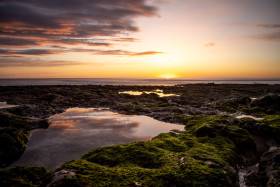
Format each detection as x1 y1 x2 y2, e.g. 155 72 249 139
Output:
10 108 184 170
0 78 280 86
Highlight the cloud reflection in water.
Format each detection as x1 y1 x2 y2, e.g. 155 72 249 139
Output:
11 108 184 170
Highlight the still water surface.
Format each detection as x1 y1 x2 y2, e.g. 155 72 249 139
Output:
0 102 16 109
119 89 180 97
11 108 184 170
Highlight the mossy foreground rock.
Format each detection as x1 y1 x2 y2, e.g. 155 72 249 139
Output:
0 111 50 130
0 127 29 167
0 166 52 186
47 115 256 186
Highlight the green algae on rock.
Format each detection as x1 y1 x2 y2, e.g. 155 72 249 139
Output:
261 114 280 130
0 113 275 186
0 166 52 187
53 133 237 186
0 111 50 130
0 127 29 167
260 114 280 143
0 84 279 186
47 114 259 186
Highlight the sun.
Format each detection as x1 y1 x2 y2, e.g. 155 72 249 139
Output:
159 74 177 79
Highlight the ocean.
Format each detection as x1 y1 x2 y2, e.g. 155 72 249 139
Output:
0 78 279 86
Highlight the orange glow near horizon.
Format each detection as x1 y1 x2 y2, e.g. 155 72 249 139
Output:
0 0 280 79
159 74 178 79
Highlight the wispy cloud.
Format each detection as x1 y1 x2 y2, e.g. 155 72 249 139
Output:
228 22 280 29
204 42 216 47
0 0 158 47
70 48 165 56
0 49 65 56
0 48 164 57
132 51 165 56
0 37 40 46
248 32 280 41
256 24 280 28
0 58 94 67
111 38 140 42
229 22 280 42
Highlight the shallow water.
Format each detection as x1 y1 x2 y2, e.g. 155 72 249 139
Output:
119 89 179 97
10 108 185 170
0 102 16 109
236 115 263 121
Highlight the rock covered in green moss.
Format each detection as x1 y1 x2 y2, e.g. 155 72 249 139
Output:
49 115 258 186
241 114 280 145
52 132 237 186
0 114 266 186
0 127 29 167
261 114 280 130
260 114 280 143
0 111 50 130
0 166 52 187
175 114 257 159
212 97 251 113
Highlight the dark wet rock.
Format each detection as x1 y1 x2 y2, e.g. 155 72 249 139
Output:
245 147 280 187
150 112 174 122
0 84 279 185
0 84 279 121
47 169 76 187
4 104 56 119
0 111 51 130
41 93 72 105
239 97 252 106
251 94 280 110
0 127 29 167
245 171 267 187
0 166 52 186
259 146 280 186
213 97 252 113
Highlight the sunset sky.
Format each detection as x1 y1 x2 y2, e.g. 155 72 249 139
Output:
0 0 280 78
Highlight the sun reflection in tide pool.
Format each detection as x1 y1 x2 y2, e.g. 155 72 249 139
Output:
119 89 179 97
10 108 184 170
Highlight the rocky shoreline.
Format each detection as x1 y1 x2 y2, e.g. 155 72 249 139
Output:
0 84 279 186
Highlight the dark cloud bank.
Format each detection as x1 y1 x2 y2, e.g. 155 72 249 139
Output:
0 0 163 62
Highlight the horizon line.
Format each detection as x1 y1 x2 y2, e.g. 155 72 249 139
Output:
0 77 280 81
